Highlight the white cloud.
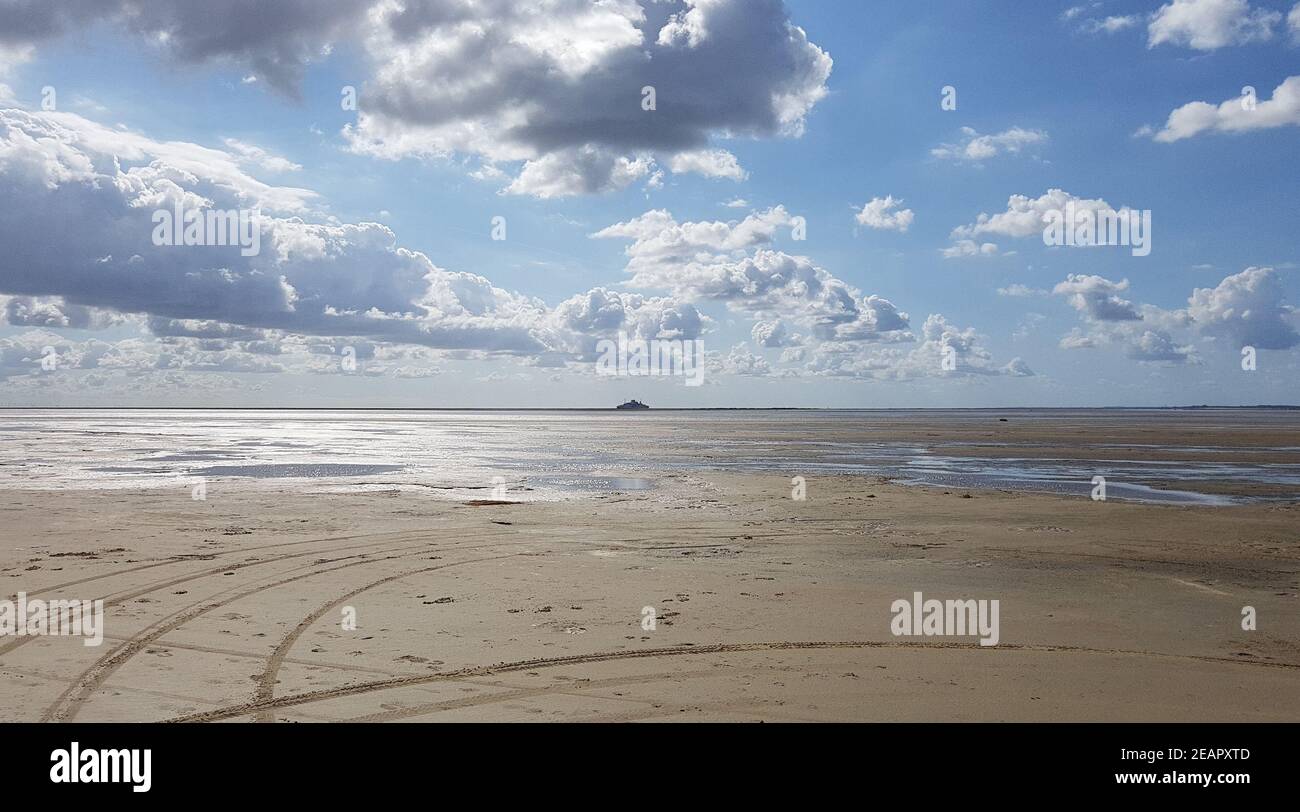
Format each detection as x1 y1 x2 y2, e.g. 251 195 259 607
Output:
998 284 1047 297
2 295 127 330
1081 15 1142 34
344 0 831 196
222 138 302 173
715 343 771 376
1002 357 1035 376
592 206 1025 379
0 1 830 197
855 196 914 232
1186 266 1300 349
1147 75 1300 142
942 240 999 259
0 107 744 372
1053 275 1143 321
1057 321 1196 364
1052 267 1299 365
946 188 1145 258
1127 329 1196 362
0 329 118 380
667 148 748 181
593 207 906 341
0 0 371 97
503 147 654 198
1148 0 1280 50
547 286 707 360
752 319 800 347
800 314 1024 380
930 126 1048 162
952 188 1133 241
1290 2 1300 42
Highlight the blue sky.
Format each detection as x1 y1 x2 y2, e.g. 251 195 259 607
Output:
0 0 1297 407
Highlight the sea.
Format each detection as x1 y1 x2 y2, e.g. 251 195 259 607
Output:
1 408 1298 505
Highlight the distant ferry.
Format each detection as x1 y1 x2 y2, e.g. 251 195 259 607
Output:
616 399 650 410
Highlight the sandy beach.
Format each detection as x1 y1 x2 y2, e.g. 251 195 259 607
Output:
2 415 1298 721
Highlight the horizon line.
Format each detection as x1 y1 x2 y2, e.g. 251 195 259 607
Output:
1 405 1298 412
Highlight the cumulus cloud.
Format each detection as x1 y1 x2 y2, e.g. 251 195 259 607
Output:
854 196 914 232
502 147 654 198
0 2 829 195
799 314 1026 380
594 207 908 341
0 107 739 376
1053 275 1143 321
592 206 1026 379
942 239 999 259
1186 266 1300 349
1127 329 1195 362
1148 0 1280 50
0 0 372 97
0 323 474 385
0 74 1046 392
952 188 1137 242
945 188 1145 257
546 286 706 358
667 148 748 181
344 0 830 195
1052 267 1298 364
3 295 127 329
1146 76 1300 142
930 126 1047 163
751 319 800 347
1002 357 1035 376
0 329 112 379
715 343 771 376
2 105 1026 387
1059 329 1097 350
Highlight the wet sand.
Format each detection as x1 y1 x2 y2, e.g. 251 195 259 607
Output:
1 468 1297 722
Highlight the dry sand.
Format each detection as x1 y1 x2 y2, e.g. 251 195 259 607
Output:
1 467 1297 723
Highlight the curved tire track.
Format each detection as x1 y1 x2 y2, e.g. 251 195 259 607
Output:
1 530 489 659
167 639 1300 723
6 527 452 602
251 551 530 722
341 668 717 723
41 536 523 722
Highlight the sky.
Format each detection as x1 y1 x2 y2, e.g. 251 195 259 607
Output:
0 0 1297 408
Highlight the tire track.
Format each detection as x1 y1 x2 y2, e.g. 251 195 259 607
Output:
41 536 526 722
92 635 425 678
339 669 717 723
166 639 1300 723
41 541 434 722
982 547 1300 576
6 527 448 601
250 534 729 720
0 530 468 658
252 551 528 722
